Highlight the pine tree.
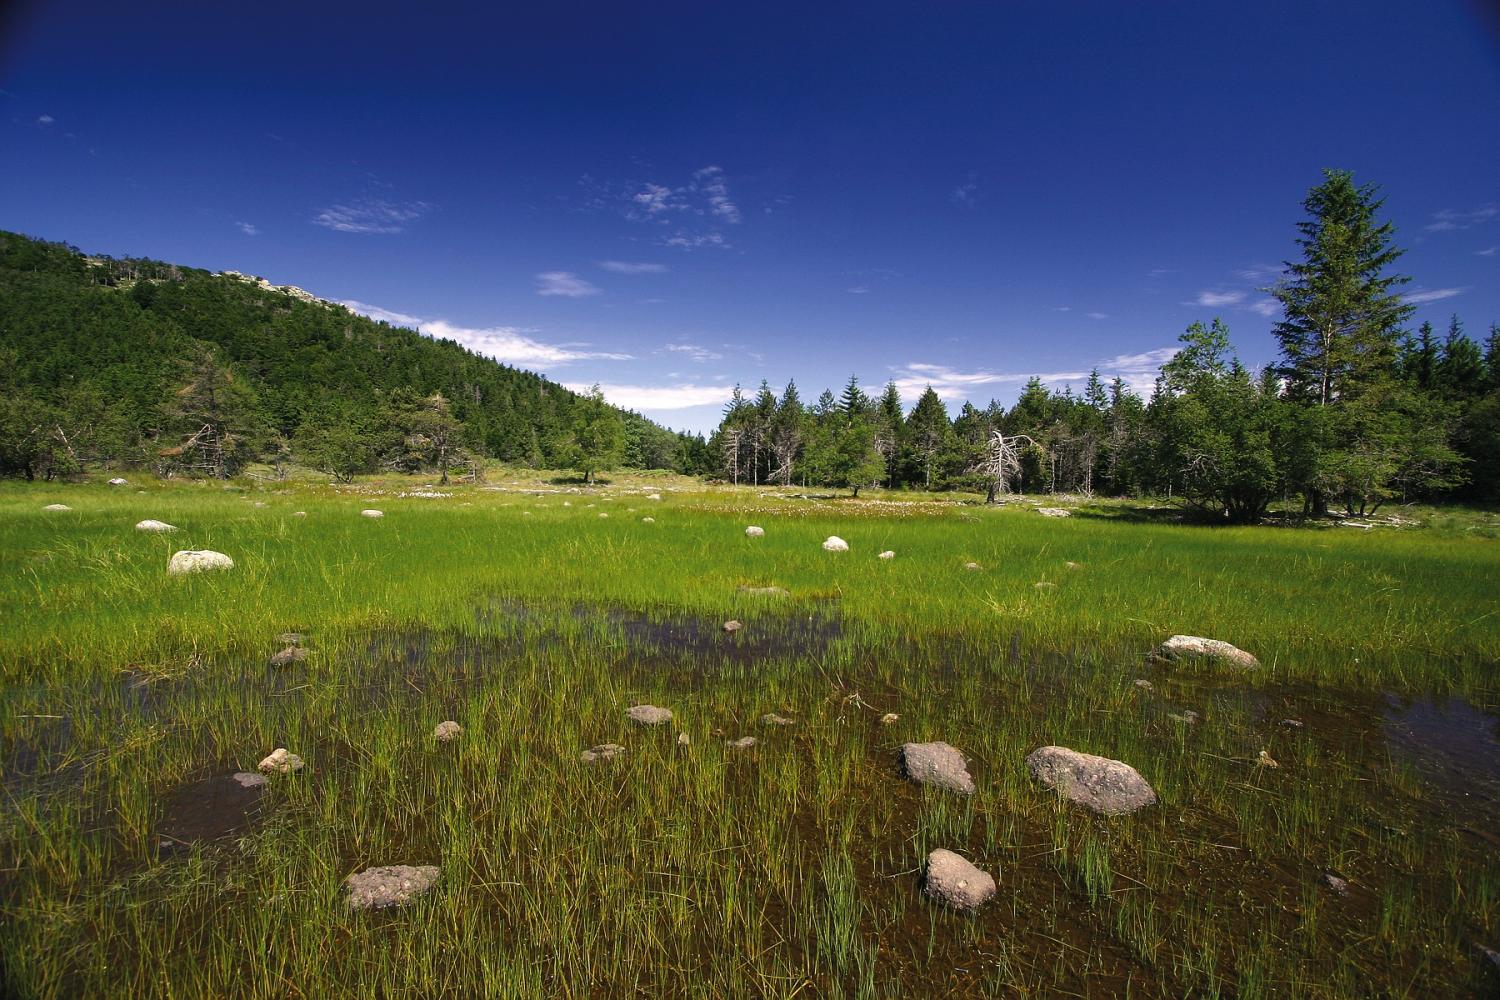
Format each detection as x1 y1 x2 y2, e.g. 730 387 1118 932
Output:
1436 315 1484 400
904 386 952 489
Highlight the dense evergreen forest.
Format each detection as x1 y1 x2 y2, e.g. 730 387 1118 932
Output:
707 171 1500 520
0 231 711 483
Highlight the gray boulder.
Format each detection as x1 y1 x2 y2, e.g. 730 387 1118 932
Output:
345 865 440 911
761 713 795 726
257 748 304 774
727 736 758 749
136 519 178 533
901 742 976 795
168 550 234 575
269 646 307 667
433 721 462 742
924 849 996 910
43 503 71 512
722 620 744 633
1026 746 1156 816
580 743 626 763
1154 634 1259 670
627 704 673 726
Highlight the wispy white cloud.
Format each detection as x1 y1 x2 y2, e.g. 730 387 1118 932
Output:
1234 263 1284 283
598 260 668 274
1146 268 1175 278
1086 312 1108 320
847 286 870 294
1403 286 1467 305
891 347 1179 405
1248 298 1280 318
1478 246 1498 257
632 183 680 216
563 382 734 411
663 343 723 363
1188 290 1247 308
312 199 430 235
36 114 54 125
664 231 729 249
535 271 601 298
1426 203 1499 232
695 165 741 223
951 180 979 206
236 221 260 236
342 300 630 366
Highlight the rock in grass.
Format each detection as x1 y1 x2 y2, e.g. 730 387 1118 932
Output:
880 712 900 725
43 503 71 511
136 519 178 532
1036 507 1072 518
168 550 234 575
108 477 128 486
360 509 384 519
1154 634 1259 670
641 516 655 523
901 742 976 795
727 736 758 749
1133 679 1154 690
581 743 626 763
761 713 795 726
739 585 789 597
822 536 849 552
963 561 981 571
722 620 744 633
257 748 304 774
345 865 440 911
1324 873 1350 895
924 849 996 911
677 732 690 747
745 525 765 537
269 646 308 667
626 704 673 726
231 771 268 789
1026 746 1156 816
878 550 896 560
1065 560 1082 570
292 511 307 517
1478 944 1500 974
433 721 462 743
1034 581 1057 590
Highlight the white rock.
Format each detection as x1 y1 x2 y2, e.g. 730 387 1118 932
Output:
647 493 662 501
345 865 440 911
257 747 304 773
107 477 128 486
598 512 609 518
433 721 462 742
1155 635 1260 670
360 509 384 519
627 704 673 726
822 535 849 552
136 519 178 533
641 516 655 523
745 525 765 537
43 503 71 512
878 550 895 560
292 511 307 517
1036 507 1072 518
168 550 234 575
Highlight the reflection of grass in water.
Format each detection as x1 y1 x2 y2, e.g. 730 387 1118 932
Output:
1 475 1499 996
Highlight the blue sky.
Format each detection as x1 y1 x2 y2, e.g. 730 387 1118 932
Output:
3 1 1498 433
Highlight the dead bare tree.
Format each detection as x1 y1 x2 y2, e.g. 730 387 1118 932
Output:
974 431 1044 504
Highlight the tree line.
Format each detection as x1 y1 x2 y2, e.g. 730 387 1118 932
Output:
706 171 1499 520
0 231 711 483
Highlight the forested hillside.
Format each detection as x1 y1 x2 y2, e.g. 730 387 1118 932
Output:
0 231 709 481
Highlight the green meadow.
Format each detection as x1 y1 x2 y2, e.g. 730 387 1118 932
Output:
2 474 1498 997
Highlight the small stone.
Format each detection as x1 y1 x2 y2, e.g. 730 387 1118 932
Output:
641 516 655 523
1280 718 1305 730
727 736 758 749
269 646 308 668
598 512 609 518
1026 746 1156 816
1064 561 1082 570
745 525 765 537
360 509 384 519
822 535 849 552
135 519 178 533
43 503 71 511
292 511 307 517
1324 873 1350 895
738 586 789 596
963 562 981 571
677 732 690 747
878 550 895 560
433 721 462 742
647 493 662 501
231 771 268 789
1257 749 1280 768
722 620 744 633
1478 944 1500 973
1034 581 1057 590
168 550 234 575
761 713 795 726
253 501 268 508
580 743 626 763
345 865 440 911
257 748 304 774
108 477 128 486
562 501 572 507
1168 710 1199 724
880 713 900 725
626 704 673 726
1154 635 1259 670
1036 507 1072 518
924 849 996 911
1133 679 1154 690
901 742 976 795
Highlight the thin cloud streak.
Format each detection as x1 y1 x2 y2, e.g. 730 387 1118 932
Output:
564 382 734 411
342 300 630 366
535 271 601 297
312 199 430 234
1403 287 1467 304
891 347 1178 405
599 260 668 274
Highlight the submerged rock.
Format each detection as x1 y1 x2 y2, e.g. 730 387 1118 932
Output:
345 865 440 911
269 646 307 668
136 519 178 533
360 509 384 519
257 748 304 774
727 736 758 749
1133 679 1154 691
761 713 795 726
745 525 765 537
168 550 234 575
580 743 626 763
1324 873 1350 895
880 712 900 725
231 772 267 789
924 849 996 911
433 721 462 743
1026 746 1156 816
1154 635 1260 670
901 742 976 795
822 535 849 552
627 704 673 726
722 620 744 633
